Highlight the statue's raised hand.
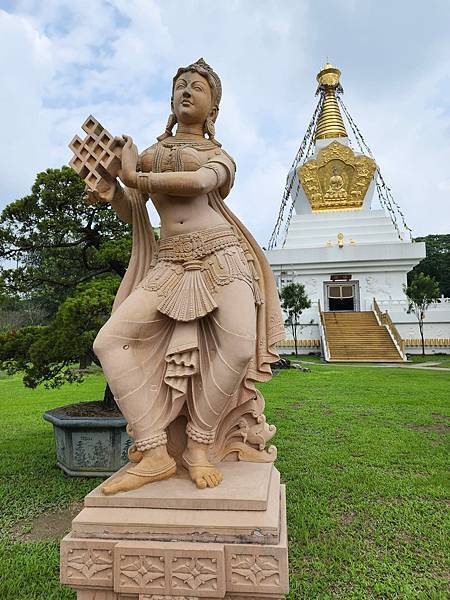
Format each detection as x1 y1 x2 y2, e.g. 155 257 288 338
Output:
120 135 138 187
85 170 117 204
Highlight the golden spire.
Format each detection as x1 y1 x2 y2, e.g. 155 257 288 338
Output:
314 63 348 141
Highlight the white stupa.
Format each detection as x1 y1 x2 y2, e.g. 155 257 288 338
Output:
266 64 450 360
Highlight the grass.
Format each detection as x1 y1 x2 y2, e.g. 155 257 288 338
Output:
0 365 449 599
406 354 450 368
284 352 450 369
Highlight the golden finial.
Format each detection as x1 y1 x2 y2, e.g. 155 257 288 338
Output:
317 62 342 87
314 62 347 141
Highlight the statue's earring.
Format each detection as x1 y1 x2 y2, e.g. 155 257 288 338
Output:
204 116 215 140
157 112 178 141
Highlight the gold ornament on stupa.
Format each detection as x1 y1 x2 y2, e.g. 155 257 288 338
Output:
314 63 347 141
298 64 377 212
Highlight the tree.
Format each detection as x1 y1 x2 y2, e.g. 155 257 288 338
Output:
0 289 48 332
0 166 131 318
404 273 440 356
0 275 120 406
0 168 162 410
410 234 450 297
280 283 311 356
0 167 135 410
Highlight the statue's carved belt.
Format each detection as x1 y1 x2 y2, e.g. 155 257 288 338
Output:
140 224 254 322
157 223 239 262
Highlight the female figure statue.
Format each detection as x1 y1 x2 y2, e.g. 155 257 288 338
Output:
91 58 284 495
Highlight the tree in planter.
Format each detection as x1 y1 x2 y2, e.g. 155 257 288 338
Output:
404 273 440 356
280 283 311 356
0 275 120 408
0 166 131 318
0 166 133 409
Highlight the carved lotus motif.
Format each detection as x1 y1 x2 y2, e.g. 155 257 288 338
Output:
172 232 204 259
231 553 280 587
66 548 113 582
120 555 165 588
172 557 218 592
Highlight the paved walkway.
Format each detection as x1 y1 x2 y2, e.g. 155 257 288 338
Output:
298 360 450 371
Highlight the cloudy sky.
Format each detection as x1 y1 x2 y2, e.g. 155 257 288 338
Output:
1 0 449 244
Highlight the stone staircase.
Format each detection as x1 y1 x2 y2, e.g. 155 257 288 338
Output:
322 311 404 362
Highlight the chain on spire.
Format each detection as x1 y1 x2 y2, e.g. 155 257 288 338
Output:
337 96 412 240
269 74 412 249
268 94 324 250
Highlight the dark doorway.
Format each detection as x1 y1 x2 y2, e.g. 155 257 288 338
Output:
329 296 355 311
325 282 359 311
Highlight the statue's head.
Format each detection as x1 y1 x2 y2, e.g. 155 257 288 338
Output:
158 58 222 141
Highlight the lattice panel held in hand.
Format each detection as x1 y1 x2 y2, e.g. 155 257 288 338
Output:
69 115 121 191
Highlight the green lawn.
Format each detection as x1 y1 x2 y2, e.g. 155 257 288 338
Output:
406 354 450 367
0 365 448 599
284 352 450 369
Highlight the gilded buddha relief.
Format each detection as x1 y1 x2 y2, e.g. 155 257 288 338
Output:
298 141 376 212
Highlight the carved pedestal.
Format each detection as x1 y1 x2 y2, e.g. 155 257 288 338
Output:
60 462 289 599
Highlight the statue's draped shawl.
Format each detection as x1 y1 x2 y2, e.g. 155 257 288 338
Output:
112 148 284 415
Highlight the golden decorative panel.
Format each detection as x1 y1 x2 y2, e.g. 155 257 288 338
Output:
298 141 376 212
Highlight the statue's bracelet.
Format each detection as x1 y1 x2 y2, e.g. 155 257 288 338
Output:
136 172 152 193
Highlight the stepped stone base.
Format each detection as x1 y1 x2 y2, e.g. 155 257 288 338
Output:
61 462 289 599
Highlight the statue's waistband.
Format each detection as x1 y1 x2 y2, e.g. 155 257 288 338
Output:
157 223 240 262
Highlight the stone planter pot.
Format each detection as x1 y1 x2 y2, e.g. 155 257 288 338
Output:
43 407 132 477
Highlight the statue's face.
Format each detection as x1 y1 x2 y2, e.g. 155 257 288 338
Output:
173 71 214 126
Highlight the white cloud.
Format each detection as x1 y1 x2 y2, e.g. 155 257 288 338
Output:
0 10 55 200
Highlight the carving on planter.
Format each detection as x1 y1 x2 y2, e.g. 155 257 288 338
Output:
66 548 113 582
172 557 218 593
231 553 280 587
120 555 165 588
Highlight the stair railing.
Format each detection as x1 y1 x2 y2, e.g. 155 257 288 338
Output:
373 298 407 360
318 299 330 362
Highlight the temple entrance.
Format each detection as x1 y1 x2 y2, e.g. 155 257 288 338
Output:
325 282 359 311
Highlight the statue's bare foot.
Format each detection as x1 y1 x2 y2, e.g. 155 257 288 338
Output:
102 445 176 495
187 464 223 489
182 439 223 489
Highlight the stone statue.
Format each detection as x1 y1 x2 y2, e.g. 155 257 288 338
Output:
72 59 284 495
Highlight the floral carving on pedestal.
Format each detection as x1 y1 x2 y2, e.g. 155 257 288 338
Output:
120 555 165 588
231 553 280 588
172 557 218 593
66 548 113 582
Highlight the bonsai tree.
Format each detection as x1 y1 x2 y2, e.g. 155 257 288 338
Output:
280 282 311 355
0 167 132 409
404 272 440 356
0 166 131 316
0 276 120 407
